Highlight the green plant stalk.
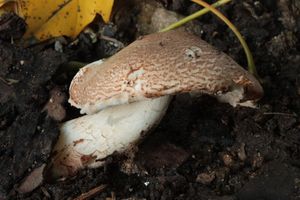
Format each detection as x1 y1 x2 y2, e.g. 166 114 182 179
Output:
191 0 257 76
160 0 231 33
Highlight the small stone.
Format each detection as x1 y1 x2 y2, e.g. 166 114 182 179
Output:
135 1 183 35
252 152 264 169
237 143 247 161
222 153 234 167
196 172 216 185
54 40 64 53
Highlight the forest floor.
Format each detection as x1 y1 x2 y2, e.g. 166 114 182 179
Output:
0 0 299 199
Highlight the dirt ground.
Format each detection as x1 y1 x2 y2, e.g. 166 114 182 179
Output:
0 0 300 199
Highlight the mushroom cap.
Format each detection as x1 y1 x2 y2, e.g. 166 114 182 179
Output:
69 29 263 114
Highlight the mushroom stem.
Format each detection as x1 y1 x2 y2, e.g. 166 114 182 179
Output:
47 96 171 179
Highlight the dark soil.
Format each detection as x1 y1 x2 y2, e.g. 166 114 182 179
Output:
0 0 300 199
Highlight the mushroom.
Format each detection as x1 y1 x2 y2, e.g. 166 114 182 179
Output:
47 29 263 179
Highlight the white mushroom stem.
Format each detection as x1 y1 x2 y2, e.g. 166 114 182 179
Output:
49 96 171 179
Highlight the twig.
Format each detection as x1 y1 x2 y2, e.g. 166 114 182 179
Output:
73 184 107 200
0 76 19 85
263 112 297 117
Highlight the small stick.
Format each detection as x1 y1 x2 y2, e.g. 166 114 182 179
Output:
73 184 107 200
263 112 297 117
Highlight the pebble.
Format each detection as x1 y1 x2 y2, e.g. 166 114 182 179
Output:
196 172 216 185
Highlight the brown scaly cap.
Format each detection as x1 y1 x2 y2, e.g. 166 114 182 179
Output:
69 29 263 114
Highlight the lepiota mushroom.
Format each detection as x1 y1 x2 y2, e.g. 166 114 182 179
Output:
47 29 263 179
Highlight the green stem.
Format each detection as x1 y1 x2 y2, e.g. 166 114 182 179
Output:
160 0 231 33
191 0 257 76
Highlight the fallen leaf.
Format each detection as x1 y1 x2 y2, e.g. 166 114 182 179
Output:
0 0 15 7
0 1 15 15
17 164 46 194
0 0 114 41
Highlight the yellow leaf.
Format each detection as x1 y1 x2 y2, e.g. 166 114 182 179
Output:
0 0 15 7
0 0 114 41
0 1 16 14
